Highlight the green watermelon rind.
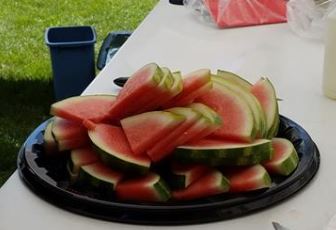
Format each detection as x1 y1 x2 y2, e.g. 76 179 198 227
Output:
275 151 299 176
216 69 252 90
174 139 272 159
91 144 150 174
266 109 280 139
153 177 172 202
77 165 119 193
252 78 279 138
209 150 273 166
263 138 299 176
43 119 58 154
171 71 183 96
160 67 174 89
188 103 222 127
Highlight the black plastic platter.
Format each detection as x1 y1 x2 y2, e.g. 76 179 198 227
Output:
17 115 320 225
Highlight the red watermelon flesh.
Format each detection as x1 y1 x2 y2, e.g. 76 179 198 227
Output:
68 147 100 178
224 164 271 193
70 147 100 167
50 95 116 123
115 173 171 202
172 169 230 201
196 81 256 142
147 107 201 162
168 81 213 107
52 117 86 141
251 78 279 138
174 117 214 147
162 69 211 108
121 111 185 155
136 67 177 113
108 63 164 119
57 136 89 151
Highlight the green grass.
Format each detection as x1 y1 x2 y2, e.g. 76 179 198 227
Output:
0 0 158 186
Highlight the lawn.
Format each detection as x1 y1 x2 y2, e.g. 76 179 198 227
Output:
0 0 158 186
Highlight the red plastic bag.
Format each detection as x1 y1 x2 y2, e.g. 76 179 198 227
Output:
203 0 287 28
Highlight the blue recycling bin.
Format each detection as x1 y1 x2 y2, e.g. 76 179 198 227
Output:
45 26 96 101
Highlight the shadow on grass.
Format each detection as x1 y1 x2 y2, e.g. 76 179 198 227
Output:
0 77 54 186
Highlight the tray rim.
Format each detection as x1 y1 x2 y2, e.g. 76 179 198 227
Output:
17 115 320 225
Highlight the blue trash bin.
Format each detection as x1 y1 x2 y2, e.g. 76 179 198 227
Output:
45 26 96 101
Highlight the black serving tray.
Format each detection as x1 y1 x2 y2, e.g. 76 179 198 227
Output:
17 116 320 225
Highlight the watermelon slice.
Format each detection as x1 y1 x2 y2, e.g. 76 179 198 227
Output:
51 117 87 141
162 69 211 108
50 95 116 123
136 67 178 113
172 169 230 201
173 138 272 166
67 147 100 180
224 164 272 193
146 107 201 162
108 63 165 119
50 117 89 151
115 173 171 202
43 119 57 155
251 78 279 138
217 70 252 91
78 162 123 193
87 124 151 173
196 81 256 142
121 111 185 155
57 137 89 152
168 163 210 189
212 75 267 138
263 138 299 176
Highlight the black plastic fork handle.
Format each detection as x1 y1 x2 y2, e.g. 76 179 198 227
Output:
169 0 184 5
113 77 129 87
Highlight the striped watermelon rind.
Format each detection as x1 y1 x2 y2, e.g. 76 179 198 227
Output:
263 138 299 176
116 173 171 202
88 125 151 174
78 162 123 192
216 69 252 90
174 139 272 160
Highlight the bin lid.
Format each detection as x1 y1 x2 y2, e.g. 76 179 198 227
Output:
45 26 96 47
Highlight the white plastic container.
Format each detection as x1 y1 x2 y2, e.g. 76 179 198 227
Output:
322 8 336 99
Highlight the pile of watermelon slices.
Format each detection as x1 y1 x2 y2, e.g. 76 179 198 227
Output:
43 63 299 202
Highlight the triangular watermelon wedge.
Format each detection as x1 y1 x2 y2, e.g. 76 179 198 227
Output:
50 95 116 123
147 107 201 162
162 69 212 108
262 138 299 176
137 67 181 113
51 117 87 141
121 111 185 155
172 169 230 201
251 78 279 138
115 173 171 202
223 164 271 193
196 81 256 142
108 63 165 119
87 124 151 173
